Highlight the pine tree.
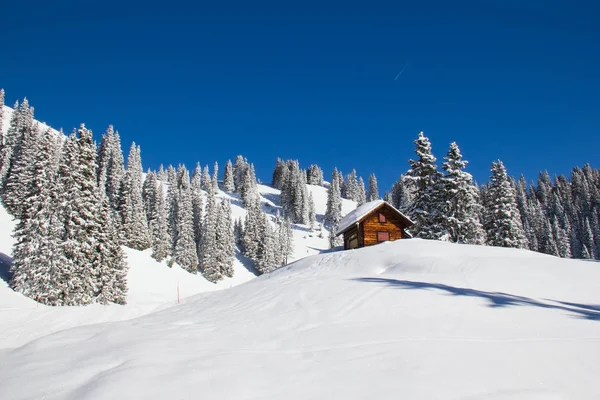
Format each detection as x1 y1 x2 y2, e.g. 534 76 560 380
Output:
0 100 20 185
157 164 166 181
213 199 235 279
277 216 294 265
440 142 485 244
119 143 151 250
482 160 528 248
166 164 178 251
191 163 204 255
3 121 40 218
582 218 596 260
106 130 125 214
142 170 156 221
223 159 235 192
257 215 278 274
552 217 572 258
143 172 170 262
308 191 316 230
199 184 219 280
357 176 367 206
344 170 359 201
240 164 259 207
368 173 379 202
150 180 170 262
201 164 211 191
324 168 342 229
97 125 115 196
233 155 249 191
212 161 220 193
404 132 445 239
390 175 412 212
57 125 128 305
233 217 244 246
173 167 198 273
307 164 324 186
242 198 263 262
10 127 66 305
272 158 287 189
94 194 129 305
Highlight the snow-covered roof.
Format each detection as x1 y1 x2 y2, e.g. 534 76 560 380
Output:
335 200 413 236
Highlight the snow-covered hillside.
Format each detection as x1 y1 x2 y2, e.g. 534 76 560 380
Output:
1 102 358 347
2 239 600 399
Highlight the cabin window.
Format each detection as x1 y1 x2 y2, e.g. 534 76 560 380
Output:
378 213 386 223
377 231 390 242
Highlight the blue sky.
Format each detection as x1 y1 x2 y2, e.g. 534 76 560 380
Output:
1 0 598 191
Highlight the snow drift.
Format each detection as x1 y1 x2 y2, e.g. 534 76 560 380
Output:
2 239 600 399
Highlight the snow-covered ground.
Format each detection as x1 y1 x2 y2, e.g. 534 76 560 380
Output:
2 238 600 399
0 102 356 348
3 102 600 399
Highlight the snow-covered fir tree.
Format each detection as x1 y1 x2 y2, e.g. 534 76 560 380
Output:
2 99 35 216
3 121 40 218
324 168 342 229
215 199 235 278
272 158 287 189
256 214 278 274
390 175 412 213
242 198 264 263
97 125 115 197
343 169 359 201
239 163 259 207
142 172 170 262
357 176 367 206
233 217 243 246
191 163 204 256
581 218 596 260
119 143 151 250
233 155 249 192
280 160 309 224
223 159 235 192
440 142 485 244
165 164 178 252
201 164 211 191
212 161 219 193
10 127 66 305
0 100 20 185
151 180 170 262
173 166 198 273
95 127 125 215
56 125 128 305
199 182 219 280
307 164 324 186
308 191 316 230
367 173 379 202
277 215 294 265
482 160 528 248
404 132 445 239
157 164 166 181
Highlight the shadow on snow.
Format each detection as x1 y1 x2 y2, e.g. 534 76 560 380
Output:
0 252 13 283
353 277 600 321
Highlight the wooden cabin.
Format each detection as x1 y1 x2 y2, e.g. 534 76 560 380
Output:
335 200 414 250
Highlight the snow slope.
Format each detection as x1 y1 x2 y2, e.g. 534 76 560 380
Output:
0 102 357 348
2 240 600 399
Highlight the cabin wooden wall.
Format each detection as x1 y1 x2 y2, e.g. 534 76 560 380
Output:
361 205 407 247
343 225 362 249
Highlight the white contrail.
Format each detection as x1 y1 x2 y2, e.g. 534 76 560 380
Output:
394 64 408 81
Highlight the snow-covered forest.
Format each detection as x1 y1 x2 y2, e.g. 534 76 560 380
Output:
1 90 599 306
